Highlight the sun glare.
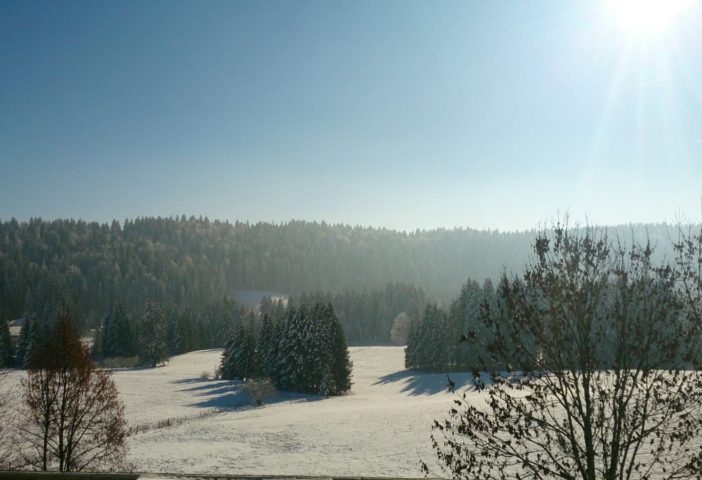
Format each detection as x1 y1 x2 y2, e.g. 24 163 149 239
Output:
606 0 692 35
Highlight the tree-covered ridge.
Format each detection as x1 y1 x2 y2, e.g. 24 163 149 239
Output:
0 216 684 330
0 216 528 326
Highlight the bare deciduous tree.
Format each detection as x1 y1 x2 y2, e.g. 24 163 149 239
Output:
390 312 411 345
0 369 19 469
428 225 702 480
19 312 127 472
243 379 277 406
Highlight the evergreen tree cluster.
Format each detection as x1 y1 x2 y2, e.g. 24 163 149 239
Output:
15 314 52 369
137 302 169 367
220 303 352 396
99 304 133 358
92 296 245 365
220 318 258 381
405 279 496 372
8 297 245 370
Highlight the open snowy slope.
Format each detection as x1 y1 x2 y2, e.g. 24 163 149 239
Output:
111 349 231 427
120 347 475 477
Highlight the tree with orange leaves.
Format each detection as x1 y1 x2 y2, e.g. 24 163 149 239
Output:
19 312 127 472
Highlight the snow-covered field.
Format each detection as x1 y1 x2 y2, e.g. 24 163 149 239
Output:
3 347 700 478
116 347 470 477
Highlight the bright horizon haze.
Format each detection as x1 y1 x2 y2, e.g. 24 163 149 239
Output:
2 0 702 231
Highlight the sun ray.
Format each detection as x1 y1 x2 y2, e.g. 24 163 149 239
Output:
586 44 632 168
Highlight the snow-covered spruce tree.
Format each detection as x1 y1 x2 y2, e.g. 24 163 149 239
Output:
446 280 484 371
256 313 278 377
427 225 702 480
406 305 448 372
404 317 419 369
220 322 258 381
407 306 429 370
102 303 133 358
404 281 493 372
100 310 115 358
324 303 352 395
167 313 184 355
137 301 168 367
273 306 308 391
302 304 329 394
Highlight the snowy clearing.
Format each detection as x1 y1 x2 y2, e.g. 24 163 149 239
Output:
117 347 471 477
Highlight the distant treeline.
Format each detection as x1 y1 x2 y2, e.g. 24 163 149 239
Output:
0 216 537 327
0 216 686 354
290 282 426 345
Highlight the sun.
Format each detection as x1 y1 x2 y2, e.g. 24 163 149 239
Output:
606 0 693 35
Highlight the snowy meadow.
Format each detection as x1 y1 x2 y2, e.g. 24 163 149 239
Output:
117 346 470 477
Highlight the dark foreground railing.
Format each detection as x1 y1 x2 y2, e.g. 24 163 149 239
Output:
0 472 427 480
0 473 139 480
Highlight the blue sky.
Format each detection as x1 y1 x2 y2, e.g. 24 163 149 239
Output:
1 0 701 231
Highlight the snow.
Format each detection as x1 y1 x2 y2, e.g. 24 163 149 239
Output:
118 347 470 477
3 347 699 478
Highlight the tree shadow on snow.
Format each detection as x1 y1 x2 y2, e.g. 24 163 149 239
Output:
174 378 323 409
373 370 477 396
172 377 212 384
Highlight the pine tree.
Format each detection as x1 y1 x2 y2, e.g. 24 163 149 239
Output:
176 310 195 354
273 306 307 391
23 316 51 369
100 304 133 358
16 315 33 368
408 305 448 372
302 304 328 394
0 319 14 367
101 311 115 358
137 302 168 367
168 313 184 355
404 318 419 369
114 304 134 356
257 314 277 377
324 303 352 395
448 280 484 371
220 322 257 380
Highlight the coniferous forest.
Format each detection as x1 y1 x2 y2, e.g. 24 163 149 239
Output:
0 216 687 371
404 279 494 372
0 216 536 325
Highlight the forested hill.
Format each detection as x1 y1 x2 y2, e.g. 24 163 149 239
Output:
0 216 684 324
